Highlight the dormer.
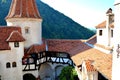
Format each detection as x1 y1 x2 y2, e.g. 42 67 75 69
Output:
6 31 25 49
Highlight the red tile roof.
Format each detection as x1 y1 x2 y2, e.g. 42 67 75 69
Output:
46 39 112 79
25 39 46 54
47 39 91 56
0 26 22 50
22 38 112 79
26 44 46 54
87 35 112 50
96 21 114 28
86 35 96 45
6 0 41 19
96 21 106 28
6 31 25 42
84 60 96 72
71 46 112 80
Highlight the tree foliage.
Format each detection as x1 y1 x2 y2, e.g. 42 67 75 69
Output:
0 0 95 39
59 66 78 80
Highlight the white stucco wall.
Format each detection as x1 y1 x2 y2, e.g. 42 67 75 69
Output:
97 28 113 47
81 61 98 80
0 42 24 80
75 66 82 80
6 18 42 48
82 62 88 80
88 72 98 80
112 2 120 80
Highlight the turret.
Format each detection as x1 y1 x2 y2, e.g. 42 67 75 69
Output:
6 0 42 48
96 8 114 47
106 8 114 47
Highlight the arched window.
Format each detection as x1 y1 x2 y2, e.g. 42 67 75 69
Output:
12 62 17 67
6 62 11 68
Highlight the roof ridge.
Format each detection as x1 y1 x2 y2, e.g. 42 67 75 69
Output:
6 30 25 42
6 30 19 41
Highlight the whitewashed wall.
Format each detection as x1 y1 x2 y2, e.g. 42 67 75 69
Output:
112 1 120 80
97 28 113 47
6 18 42 48
0 42 24 80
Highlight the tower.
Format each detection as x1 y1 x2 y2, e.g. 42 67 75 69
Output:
112 0 120 80
105 8 114 47
96 8 114 47
6 0 42 48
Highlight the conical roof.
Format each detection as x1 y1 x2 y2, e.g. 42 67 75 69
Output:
6 0 42 19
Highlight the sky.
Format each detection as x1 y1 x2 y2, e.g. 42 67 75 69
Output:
41 0 114 29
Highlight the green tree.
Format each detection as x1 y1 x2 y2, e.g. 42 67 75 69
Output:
59 66 78 80
0 0 95 39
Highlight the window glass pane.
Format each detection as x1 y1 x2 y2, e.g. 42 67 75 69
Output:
14 42 19 47
99 30 102 36
12 62 17 67
6 62 11 68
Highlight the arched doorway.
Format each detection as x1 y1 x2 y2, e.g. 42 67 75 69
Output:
23 73 36 80
55 65 64 80
39 63 53 80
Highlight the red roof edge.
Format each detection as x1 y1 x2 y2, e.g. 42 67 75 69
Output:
6 31 25 42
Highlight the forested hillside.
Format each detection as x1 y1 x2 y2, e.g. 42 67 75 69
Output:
0 0 95 39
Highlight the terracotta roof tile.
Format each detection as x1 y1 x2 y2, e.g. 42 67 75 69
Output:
0 26 22 50
6 31 25 42
6 0 41 19
71 46 112 79
26 44 46 54
85 60 96 72
96 21 114 29
22 39 111 79
47 39 90 56
87 35 112 50
47 39 112 79
86 35 96 45
0 43 10 50
96 21 106 28
25 39 46 54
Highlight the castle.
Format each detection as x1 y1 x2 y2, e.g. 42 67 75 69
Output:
0 0 120 80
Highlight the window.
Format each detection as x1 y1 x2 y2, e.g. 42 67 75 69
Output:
12 62 17 67
25 27 30 34
6 62 11 68
99 30 102 36
14 42 19 47
111 30 113 37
